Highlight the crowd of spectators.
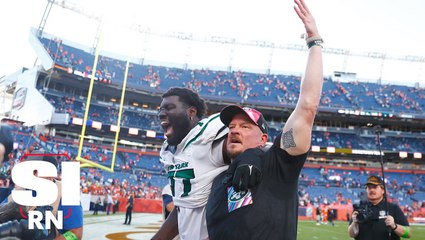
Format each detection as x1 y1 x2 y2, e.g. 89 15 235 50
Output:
297 166 425 218
4 34 424 216
1 124 424 215
80 167 163 201
40 36 425 115
40 88 425 153
298 166 425 220
0 125 165 208
46 91 161 132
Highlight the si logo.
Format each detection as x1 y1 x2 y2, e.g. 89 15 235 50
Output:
11 152 80 230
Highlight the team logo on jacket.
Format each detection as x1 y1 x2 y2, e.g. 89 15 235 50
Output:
227 187 253 212
229 189 248 202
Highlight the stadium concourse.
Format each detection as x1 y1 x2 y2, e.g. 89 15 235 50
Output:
1 15 425 240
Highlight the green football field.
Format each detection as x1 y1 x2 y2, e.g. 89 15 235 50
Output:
298 220 425 240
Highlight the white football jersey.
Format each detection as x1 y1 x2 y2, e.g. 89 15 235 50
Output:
160 113 228 208
160 113 228 240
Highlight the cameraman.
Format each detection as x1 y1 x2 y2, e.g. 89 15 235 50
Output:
348 175 411 240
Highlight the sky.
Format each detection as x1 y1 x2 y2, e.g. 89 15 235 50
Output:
1 0 425 86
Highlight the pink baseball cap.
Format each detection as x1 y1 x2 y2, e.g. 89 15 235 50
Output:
220 105 268 134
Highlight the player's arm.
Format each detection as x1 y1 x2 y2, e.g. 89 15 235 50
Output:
281 0 323 156
54 227 83 240
151 207 179 240
165 199 175 213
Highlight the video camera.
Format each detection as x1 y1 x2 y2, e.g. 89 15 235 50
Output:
353 200 374 223
0 206 56 240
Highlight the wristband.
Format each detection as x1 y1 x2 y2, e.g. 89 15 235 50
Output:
401 226 410 238
391 224 397 231
305 35 322 43
307 39 324 49
63 231 79 240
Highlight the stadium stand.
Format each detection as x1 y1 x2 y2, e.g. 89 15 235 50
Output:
39 35 425 115
1 29 424 224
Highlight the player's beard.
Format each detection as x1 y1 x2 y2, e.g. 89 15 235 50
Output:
167 113 192 146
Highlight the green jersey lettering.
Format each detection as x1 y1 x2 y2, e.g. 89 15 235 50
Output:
168 168 195 197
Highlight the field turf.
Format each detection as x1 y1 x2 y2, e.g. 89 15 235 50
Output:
298 220 425 240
